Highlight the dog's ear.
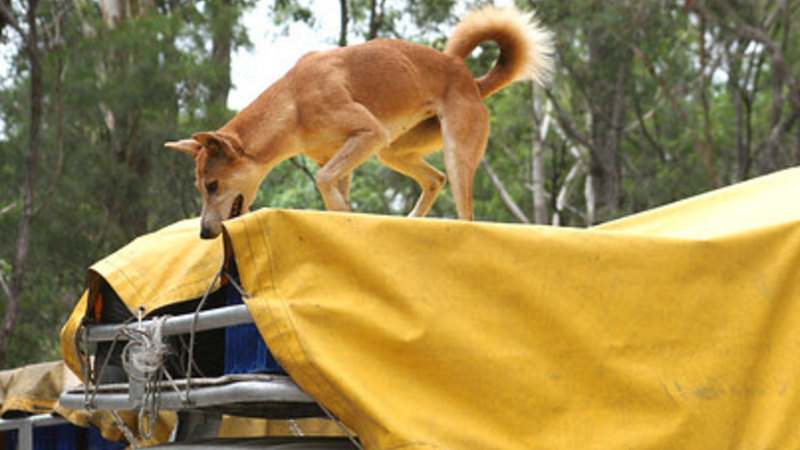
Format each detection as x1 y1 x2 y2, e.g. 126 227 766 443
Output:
164 139 202 156
192 131 243 160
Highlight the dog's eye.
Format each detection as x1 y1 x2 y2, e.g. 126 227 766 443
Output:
205 181 219 194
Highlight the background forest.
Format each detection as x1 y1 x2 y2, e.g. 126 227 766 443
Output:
0 0 798 369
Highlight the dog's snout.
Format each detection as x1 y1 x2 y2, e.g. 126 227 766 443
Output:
200 227 217 240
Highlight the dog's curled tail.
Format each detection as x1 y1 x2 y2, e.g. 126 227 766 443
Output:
445 6 554 98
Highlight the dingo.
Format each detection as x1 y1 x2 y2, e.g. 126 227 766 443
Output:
167 6 553 239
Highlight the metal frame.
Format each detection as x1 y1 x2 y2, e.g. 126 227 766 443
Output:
83 304 253 342
0 414 69 450
59 374 315 411
57 300 362 448
62 303 321 415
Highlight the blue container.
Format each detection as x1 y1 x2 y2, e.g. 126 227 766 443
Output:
87 425 126 450
1 429 17 450
224 258 284 374
1 423 124 450
36 423 78 450
5 423 78 450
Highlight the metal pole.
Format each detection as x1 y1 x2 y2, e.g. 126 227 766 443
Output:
84 304 253 342
17 420 33 450
0 414 69 431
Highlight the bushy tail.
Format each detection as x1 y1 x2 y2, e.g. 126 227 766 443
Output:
445 6 554 99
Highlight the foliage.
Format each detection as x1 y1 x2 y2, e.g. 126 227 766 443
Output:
0 0 254 368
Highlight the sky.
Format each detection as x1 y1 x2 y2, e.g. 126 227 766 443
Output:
228 0 341 110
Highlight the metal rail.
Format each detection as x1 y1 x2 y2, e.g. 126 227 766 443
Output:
67 305 318 415
0 414 69 450
84 304 253 342
59 375 315 411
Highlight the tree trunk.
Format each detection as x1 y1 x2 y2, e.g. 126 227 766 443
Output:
366 0 383 40
725 42 749 181
99 0 152 238
698 13 718 183
700 0 799 175
100 0 124 28
338 0 348 47
587 50 628 219
481 160 530 224
0 0 41 369
210 0 234 111
531 83 550 224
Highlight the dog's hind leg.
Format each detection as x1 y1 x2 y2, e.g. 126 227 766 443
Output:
379 118 446 217
315 104 390 212
439 96 490 221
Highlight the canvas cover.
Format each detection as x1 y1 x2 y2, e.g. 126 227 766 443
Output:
58 218 222 444
0 361 78 418
62 167 800 448
0 360 130 442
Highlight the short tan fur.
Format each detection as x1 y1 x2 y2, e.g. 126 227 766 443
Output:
166 6 553 239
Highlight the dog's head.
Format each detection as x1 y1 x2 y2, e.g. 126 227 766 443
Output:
166 131 260 239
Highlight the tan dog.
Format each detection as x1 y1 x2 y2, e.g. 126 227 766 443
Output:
167 6 553 239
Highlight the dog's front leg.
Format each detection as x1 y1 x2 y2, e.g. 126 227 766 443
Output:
336 173 353 204
315 112 390 212
311 158 354 208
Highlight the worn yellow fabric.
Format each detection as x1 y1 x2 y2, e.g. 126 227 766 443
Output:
0 360 173 445
217 417 345 438
61 217 224 382
0 361 99 438
59 217 221 444
0 367 20 409
85 217 225 315
60 291 89 383
0 361 79 417
223 167 800 449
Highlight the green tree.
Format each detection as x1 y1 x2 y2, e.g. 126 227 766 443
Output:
0 0 254 368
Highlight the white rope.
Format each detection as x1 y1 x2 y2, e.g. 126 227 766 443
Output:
185 269 223 396
288 419 304 436
110 410 140 449
119 312 171 440
122 313 169 381
318 403 363 450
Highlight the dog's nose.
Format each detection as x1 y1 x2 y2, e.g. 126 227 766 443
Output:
200 227 217 240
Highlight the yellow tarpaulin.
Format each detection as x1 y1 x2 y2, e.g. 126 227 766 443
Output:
222 167 800 449
60 167 800 448
61 218 224 382
0 360 127 443
597 165 800 238
0 361 78 418
58 218 221 444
